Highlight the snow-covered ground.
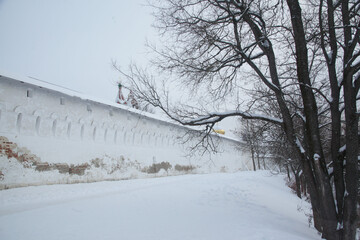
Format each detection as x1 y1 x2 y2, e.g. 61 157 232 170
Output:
0 171 320 240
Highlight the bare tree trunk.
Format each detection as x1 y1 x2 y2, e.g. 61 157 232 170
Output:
340 2 359 239
301 174 307 196
286 165 291 181
291 165 302 199
286 1 339 238
262 157 266 170
251 147 256 171
319 0 345 227
342 71 359 240
301 156 324 232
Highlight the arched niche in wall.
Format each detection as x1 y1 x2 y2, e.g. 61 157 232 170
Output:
79 118 94 142
67 121 72 139
64 116 74 139
104 128 108 142
33 109 53 137
35 116 41 135
91 121 103 143
135 129 143 146
123 131 127 145
149 132 156 146
165 135 170 147
113 124 122 144
33 109 48 136
50 113 69 139
14 106 37 136
52 119 57 137
114 129 118 144
14 106 26 125
158 134 164 147
122 127 131 145
161 134 166 147
93 127 97 142
132 131 136 145
169 134 178 147
107 124 117 145
140 132 146 145
80 124 85 140
154 134 159 147
54 118 69 139
16 112 22 134
130 128 140 146
78 118 86 141
156 134 163 147
101 122 114 144
172 135 178 147
145 132 151 146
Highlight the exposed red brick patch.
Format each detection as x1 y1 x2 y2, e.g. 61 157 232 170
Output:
35 162 51 172
0 136 89 175
69 163 90 175
54 163 70 174
0 137 40 168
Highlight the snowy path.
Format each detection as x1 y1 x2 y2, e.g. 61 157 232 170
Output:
0 171 320 240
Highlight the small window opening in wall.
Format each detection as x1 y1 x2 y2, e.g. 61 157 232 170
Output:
87 105 92 112
109 110 113 117
26 89 33 98
60 97 65 105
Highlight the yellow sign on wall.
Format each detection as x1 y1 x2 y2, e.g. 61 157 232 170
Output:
213 129 225 135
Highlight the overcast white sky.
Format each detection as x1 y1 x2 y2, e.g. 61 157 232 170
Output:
0 0 156 101
0 0 240 137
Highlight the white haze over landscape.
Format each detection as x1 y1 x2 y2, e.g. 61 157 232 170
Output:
0 1 322 239
0 0 239 136
0 0 154 102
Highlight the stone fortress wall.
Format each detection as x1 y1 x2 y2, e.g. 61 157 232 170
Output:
0 74 252 189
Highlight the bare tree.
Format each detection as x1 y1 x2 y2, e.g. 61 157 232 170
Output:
115 1 359 239
238 119 270 171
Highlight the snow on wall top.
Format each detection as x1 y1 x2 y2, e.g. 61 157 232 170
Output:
0 71 242 144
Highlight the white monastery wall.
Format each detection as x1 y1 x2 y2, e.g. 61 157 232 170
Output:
0 74 252 189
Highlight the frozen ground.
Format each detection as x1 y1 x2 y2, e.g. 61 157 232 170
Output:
0 171 320 240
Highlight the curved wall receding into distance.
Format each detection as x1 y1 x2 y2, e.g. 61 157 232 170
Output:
0 74 252 189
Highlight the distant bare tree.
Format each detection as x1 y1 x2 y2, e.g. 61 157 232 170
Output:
238 119 269 171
